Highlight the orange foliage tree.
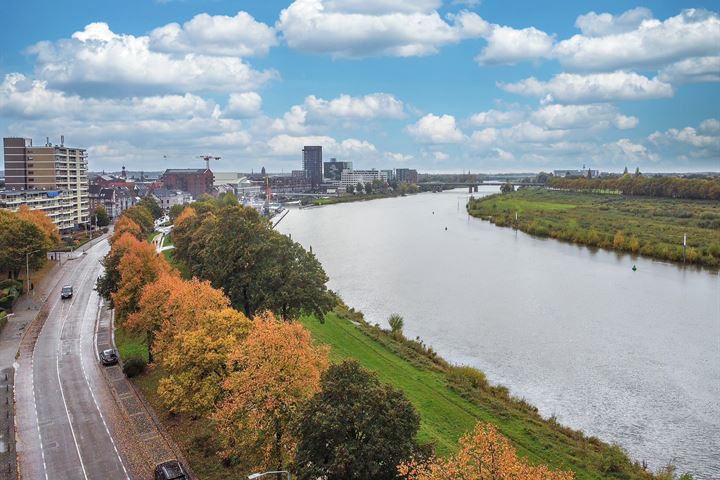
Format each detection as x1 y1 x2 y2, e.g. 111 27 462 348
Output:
126 273 229 363
16 204 60 248
398 422 574 480
112 240 170 324
111 215 143 243
156 307 252 416
213 313 329 472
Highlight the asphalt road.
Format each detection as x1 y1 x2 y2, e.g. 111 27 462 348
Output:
15 239 133 479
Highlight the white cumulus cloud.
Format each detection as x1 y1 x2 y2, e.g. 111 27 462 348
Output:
149 11 277 57
555 9 720 71
225 92 263 118
500 71 673 104
304 93 405 119
475 25 554 65
28 22 278 96
406 114 464 144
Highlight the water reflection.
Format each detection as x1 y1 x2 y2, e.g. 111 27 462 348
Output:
278 187 720 478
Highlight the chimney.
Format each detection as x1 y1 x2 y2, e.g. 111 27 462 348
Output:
46 136 50 146
60 135 64 147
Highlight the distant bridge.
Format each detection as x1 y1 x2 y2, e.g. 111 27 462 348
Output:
418 181 542 192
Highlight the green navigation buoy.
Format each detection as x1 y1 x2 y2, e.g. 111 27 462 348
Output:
632 265 637 271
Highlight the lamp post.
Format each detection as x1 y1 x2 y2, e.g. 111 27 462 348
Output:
25 249 43 296
248 471 291 480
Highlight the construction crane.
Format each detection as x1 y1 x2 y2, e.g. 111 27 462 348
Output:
198 155 221 170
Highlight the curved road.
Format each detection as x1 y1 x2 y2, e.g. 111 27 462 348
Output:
15 239 134 479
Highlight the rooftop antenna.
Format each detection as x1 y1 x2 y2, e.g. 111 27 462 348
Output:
198 155 221 170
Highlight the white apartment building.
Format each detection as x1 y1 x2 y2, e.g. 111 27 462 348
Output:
339 169 389 188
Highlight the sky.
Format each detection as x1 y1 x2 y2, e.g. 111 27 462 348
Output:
1 0 719 174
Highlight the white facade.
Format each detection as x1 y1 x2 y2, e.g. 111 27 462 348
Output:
340 169 388 188
152 190 193 211
0 189 77 230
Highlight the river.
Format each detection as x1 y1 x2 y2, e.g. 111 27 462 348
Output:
277 187 720 478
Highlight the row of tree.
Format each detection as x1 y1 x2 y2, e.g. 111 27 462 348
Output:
0 206 60 279
96 207 428 478
345 180 420 195
547 175 720 200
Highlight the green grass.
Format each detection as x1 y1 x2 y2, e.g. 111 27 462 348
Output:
147 231 159 243
468 188 720 267
163 250 190 279
299 309 655 480
115 326 149 362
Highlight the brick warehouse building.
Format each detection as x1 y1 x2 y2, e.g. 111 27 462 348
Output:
161 168 214 198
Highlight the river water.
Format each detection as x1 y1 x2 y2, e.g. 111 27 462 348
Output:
277 187 720 478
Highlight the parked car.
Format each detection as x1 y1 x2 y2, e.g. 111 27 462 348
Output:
99 349 119 366
154 460 189 480
60 285 73 299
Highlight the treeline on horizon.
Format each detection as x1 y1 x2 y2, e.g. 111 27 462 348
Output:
547 175 720 201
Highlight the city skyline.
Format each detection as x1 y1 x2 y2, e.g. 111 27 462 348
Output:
1 1 719 173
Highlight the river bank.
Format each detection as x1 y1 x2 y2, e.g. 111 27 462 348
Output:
113 221 667 480
467 188 720 268
278 188 718 478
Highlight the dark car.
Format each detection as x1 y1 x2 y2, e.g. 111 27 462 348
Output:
60 285 73 299
99 349 118 366
155 460 189 480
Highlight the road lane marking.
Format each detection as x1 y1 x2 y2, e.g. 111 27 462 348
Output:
79 291 130 479
55 262 93 480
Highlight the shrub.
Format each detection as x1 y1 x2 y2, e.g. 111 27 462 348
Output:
447 365 489 391
388 313 404 335
122 357 147 378
0 311 7 332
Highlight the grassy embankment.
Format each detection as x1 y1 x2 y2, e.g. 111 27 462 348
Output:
118 302 654 479
468 187 720 268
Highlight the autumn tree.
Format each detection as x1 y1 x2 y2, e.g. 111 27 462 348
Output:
126 273 228 363
16 205 60 249
213 313 329 472
156 307 251 416
112 240 170 323
398 422 574 480
111 216 143 243
97 232 142 305
295 360 421 480
0 210 48 278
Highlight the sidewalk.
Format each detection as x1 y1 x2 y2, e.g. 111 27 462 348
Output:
0 261 62 480
0 233 109 480
97 304 195 479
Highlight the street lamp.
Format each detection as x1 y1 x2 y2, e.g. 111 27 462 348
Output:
248 471 291 480
25 249 43 296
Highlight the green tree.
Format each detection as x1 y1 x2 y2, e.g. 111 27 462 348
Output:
500 181 514 193
137 196 163 220
168 204 186 223
356 182 364 194
94 206 111 227
365 182 373 194
197 206 335 320
295 360 421 480
122 205 154 234
346 184 355 194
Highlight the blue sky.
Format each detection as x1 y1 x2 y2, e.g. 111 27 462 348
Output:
1 0 718 173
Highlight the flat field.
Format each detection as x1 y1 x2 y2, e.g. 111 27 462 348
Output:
467 188 720 267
